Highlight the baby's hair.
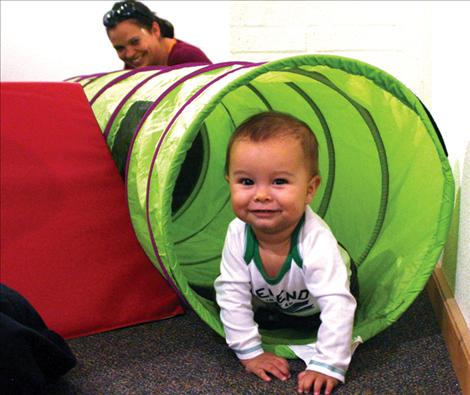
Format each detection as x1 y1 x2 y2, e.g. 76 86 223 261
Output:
225 111 319 176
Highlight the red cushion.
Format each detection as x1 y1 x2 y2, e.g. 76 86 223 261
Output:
0 82 183 339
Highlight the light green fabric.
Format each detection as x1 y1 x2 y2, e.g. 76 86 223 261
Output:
79 55 454 358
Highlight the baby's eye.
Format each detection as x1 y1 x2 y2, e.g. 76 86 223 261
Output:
273 178 288 185
239 178 254 186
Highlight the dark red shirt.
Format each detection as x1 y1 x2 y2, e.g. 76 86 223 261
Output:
167 40 212 66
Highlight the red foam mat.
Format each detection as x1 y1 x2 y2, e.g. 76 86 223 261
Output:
0 82 183 339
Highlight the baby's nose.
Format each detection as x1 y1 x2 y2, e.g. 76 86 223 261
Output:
254 187 271 202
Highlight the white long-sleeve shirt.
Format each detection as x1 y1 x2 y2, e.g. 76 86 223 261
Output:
214 206 357 383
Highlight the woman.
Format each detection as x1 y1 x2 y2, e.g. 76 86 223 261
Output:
103 0 212 68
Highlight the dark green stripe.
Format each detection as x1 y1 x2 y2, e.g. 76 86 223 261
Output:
174 100 237 242
246 83 273 110
285 69 389 265
285 82 336 218
220 101 237 130
174 195 231 245
179 254 223 265
174 103 234 244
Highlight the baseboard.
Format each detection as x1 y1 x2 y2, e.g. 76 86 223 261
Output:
427 266 470 395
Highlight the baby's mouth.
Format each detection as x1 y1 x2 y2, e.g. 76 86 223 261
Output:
250 209 280 216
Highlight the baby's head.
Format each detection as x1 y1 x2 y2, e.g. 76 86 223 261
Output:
225 111 321 235
225 111 319 177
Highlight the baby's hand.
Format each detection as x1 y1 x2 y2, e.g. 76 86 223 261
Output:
240 352 291 382
297 370 339 395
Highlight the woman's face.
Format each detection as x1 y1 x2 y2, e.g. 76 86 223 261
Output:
107 20 165 68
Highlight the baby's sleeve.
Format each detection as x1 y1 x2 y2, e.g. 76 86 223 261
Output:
214 224 263 360
302 229 357 382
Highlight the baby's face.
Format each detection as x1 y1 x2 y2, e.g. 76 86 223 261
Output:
226 136 320 239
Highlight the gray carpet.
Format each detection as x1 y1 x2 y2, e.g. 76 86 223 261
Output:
46 291 462 394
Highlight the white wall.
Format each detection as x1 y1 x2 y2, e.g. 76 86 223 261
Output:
430 2 470 325
230 1 432 101
1 0 469 325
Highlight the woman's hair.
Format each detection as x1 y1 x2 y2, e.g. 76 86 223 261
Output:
103 0 174 38
225 111 320 176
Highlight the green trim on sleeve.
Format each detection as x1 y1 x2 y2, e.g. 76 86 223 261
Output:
308 359 346 376
234 344 263 355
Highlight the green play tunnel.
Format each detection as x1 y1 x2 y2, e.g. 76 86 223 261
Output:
77 55 454 357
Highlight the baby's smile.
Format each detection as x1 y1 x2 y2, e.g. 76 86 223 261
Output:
250 209 281 217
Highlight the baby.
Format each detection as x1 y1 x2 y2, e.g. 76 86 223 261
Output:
215 111 357 394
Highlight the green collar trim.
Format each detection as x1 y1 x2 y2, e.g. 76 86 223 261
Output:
243 215 305 285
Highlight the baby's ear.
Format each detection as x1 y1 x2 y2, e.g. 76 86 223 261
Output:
225 175 230 183
306 175 321 203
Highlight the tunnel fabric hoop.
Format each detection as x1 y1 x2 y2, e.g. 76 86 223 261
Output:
77 55 454 358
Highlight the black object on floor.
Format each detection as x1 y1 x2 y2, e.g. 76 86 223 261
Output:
0 283 77 395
